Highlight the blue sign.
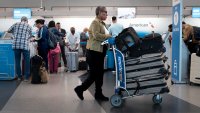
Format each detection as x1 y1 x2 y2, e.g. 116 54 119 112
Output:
172 0 182 82
13 8 32 19
192 7 200 18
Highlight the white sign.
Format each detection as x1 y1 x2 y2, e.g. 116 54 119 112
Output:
118 8 136 19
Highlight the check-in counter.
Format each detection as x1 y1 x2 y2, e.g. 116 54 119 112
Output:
0 32 15 80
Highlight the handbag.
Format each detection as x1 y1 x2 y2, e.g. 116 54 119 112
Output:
49 43 61 54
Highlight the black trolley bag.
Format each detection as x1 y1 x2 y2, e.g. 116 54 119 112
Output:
126 74 169 95
139 33 165 54
115 27 165 58
30 55 43 84
125 54 169 95
115 27 141 57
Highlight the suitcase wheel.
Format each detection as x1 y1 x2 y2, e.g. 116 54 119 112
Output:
152 95 162 104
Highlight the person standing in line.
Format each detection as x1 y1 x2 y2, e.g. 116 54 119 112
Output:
168 24 172 45
48 20 64 73
74 6 111 101
108 16 124 37
34 19 49 70
66 27 80 52
56 22 67 67
8 16 32 81
80 27 89 57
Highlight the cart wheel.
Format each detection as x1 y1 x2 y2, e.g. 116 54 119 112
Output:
152 95 162 104
110 94 122 107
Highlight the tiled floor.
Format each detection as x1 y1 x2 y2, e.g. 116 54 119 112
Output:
0 71 106 113
0 70 200 113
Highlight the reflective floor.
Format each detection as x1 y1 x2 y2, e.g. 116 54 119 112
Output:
0 69 200 113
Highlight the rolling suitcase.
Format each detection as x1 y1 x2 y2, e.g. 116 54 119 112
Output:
31 55 43 84
67 52 78 72
78 60 87 70
115 27 165 58
190 53 200 84
126 74 169 95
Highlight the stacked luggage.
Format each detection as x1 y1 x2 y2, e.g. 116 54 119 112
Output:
116 27 165 58
125 53 169 95
115 27 170 96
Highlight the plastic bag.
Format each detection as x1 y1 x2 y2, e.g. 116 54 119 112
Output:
29 42 38 57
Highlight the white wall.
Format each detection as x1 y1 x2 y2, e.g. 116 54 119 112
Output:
1 17 200 36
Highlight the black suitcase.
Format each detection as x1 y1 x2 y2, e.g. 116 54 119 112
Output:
129 33 165 57
78 60 87 70
30 55 43 84
115 27 141 53
115 27 165 58
126 74 169 95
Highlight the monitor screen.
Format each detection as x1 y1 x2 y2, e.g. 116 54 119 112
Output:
13 8 32 19
192 7 200 18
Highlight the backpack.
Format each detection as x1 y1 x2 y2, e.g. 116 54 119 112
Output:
80 32 88 42
78 60 87 70
30 55 48 84
115 27 141 52
31 55 43 84
48 30 58 49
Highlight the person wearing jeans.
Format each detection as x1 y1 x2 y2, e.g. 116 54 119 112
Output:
14 49 30 80
8 16 32 81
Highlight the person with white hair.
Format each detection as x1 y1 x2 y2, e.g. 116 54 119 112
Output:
8 16 32 81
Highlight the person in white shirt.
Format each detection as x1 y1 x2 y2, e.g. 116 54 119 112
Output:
108 16 124 37
66 27 80 51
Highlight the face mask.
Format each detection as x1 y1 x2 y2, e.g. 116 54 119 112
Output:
71 30 75 34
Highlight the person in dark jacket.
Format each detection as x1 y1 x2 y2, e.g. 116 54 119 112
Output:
56 22 67 67
80 28 89 57
35 19 49 70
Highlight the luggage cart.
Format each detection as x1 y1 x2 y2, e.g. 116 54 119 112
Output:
101 39 169 107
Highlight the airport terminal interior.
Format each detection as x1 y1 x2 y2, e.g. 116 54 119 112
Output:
0 0 200 113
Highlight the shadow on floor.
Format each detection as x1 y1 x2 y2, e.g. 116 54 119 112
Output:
80 71 200 113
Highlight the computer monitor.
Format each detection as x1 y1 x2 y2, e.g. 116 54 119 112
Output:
192 7 200 18
13 8 32 19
